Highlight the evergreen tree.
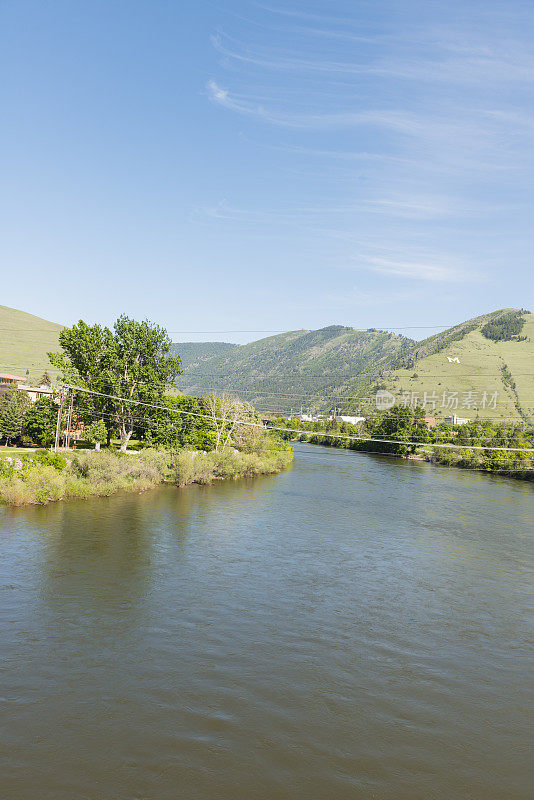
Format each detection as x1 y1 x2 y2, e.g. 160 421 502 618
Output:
37 371 52 387
0 390 31 445
23 396 57 447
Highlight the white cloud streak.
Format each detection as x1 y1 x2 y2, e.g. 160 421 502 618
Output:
203 3 534 293
207 80 421 132
359 256 474 283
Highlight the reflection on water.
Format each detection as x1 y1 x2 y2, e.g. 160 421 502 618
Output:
0 445 533 800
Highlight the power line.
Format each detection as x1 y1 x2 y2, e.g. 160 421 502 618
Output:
63 384 534 453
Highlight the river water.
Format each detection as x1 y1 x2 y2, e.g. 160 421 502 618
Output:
1 444 532 800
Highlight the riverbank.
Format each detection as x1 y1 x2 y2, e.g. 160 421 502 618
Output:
285 434 534 481
267 407 534 481
0 446 293 506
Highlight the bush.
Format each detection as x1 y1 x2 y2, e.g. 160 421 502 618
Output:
31 450 68 471
24 464 66 503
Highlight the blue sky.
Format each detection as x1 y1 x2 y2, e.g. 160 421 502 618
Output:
1 0 533 342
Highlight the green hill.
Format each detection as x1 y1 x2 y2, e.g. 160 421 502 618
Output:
351 309 534 424
176 325 414 414
0 305 63 382
2 303 532 425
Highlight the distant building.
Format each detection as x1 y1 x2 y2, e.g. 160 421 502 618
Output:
0 372 25 396
22 384 54 403
444 414 470 425
297 413 328 423
421 417 436 428
335 415 366 425
0 374 55 403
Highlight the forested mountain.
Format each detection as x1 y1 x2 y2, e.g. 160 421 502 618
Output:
2 303 532 425
175 326 414 414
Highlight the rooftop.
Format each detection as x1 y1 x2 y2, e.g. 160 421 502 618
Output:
0 372 25 381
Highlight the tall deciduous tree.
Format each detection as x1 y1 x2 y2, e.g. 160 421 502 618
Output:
84 419 107 451
49 316 182 450
205 394 259 451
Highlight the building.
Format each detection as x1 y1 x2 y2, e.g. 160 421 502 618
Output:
0 372 25 396
21 384 54 403
421 417 436 428
0 374 55 403
444 414 470 425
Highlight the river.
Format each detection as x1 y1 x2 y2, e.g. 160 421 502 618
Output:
1 444 532 799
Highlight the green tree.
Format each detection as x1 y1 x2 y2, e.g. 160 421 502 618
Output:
23 396 57 447
0 389 31 445
37 371 52 387
49 316 182 451
84 419 107 450
139 394 216 451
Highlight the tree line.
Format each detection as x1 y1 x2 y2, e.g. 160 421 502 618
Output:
1 316 282 456
267 406 534 477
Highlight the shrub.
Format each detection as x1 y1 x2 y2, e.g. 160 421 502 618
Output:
31 450 68 471
24 464 66 503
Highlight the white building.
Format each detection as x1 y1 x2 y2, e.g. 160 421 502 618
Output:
444 414 470 425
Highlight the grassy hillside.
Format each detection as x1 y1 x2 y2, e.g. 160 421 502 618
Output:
176 325 413 414
0 305 63 382
352 309 534 424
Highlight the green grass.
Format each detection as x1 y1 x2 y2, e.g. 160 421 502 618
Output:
0 305 63 382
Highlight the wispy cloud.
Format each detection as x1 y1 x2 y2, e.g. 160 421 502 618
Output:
207 80 421 132
357 256 477 283
203 2 534 298
211 29 534 85
197 192 471 224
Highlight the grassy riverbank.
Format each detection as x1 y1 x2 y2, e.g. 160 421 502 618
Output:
0 447 293 506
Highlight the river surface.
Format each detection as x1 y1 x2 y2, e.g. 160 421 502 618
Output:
1 444 533 800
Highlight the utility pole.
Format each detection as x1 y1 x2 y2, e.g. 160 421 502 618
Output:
54 391 65 453
65 390 74 450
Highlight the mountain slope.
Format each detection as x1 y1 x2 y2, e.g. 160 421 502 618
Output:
0 305 63 381
176 325 414 414
173 341 238 369
351 309 534 423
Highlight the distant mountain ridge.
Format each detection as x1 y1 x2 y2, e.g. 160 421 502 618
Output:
174 309 534 423
2 304 532 424
175 341 238 369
